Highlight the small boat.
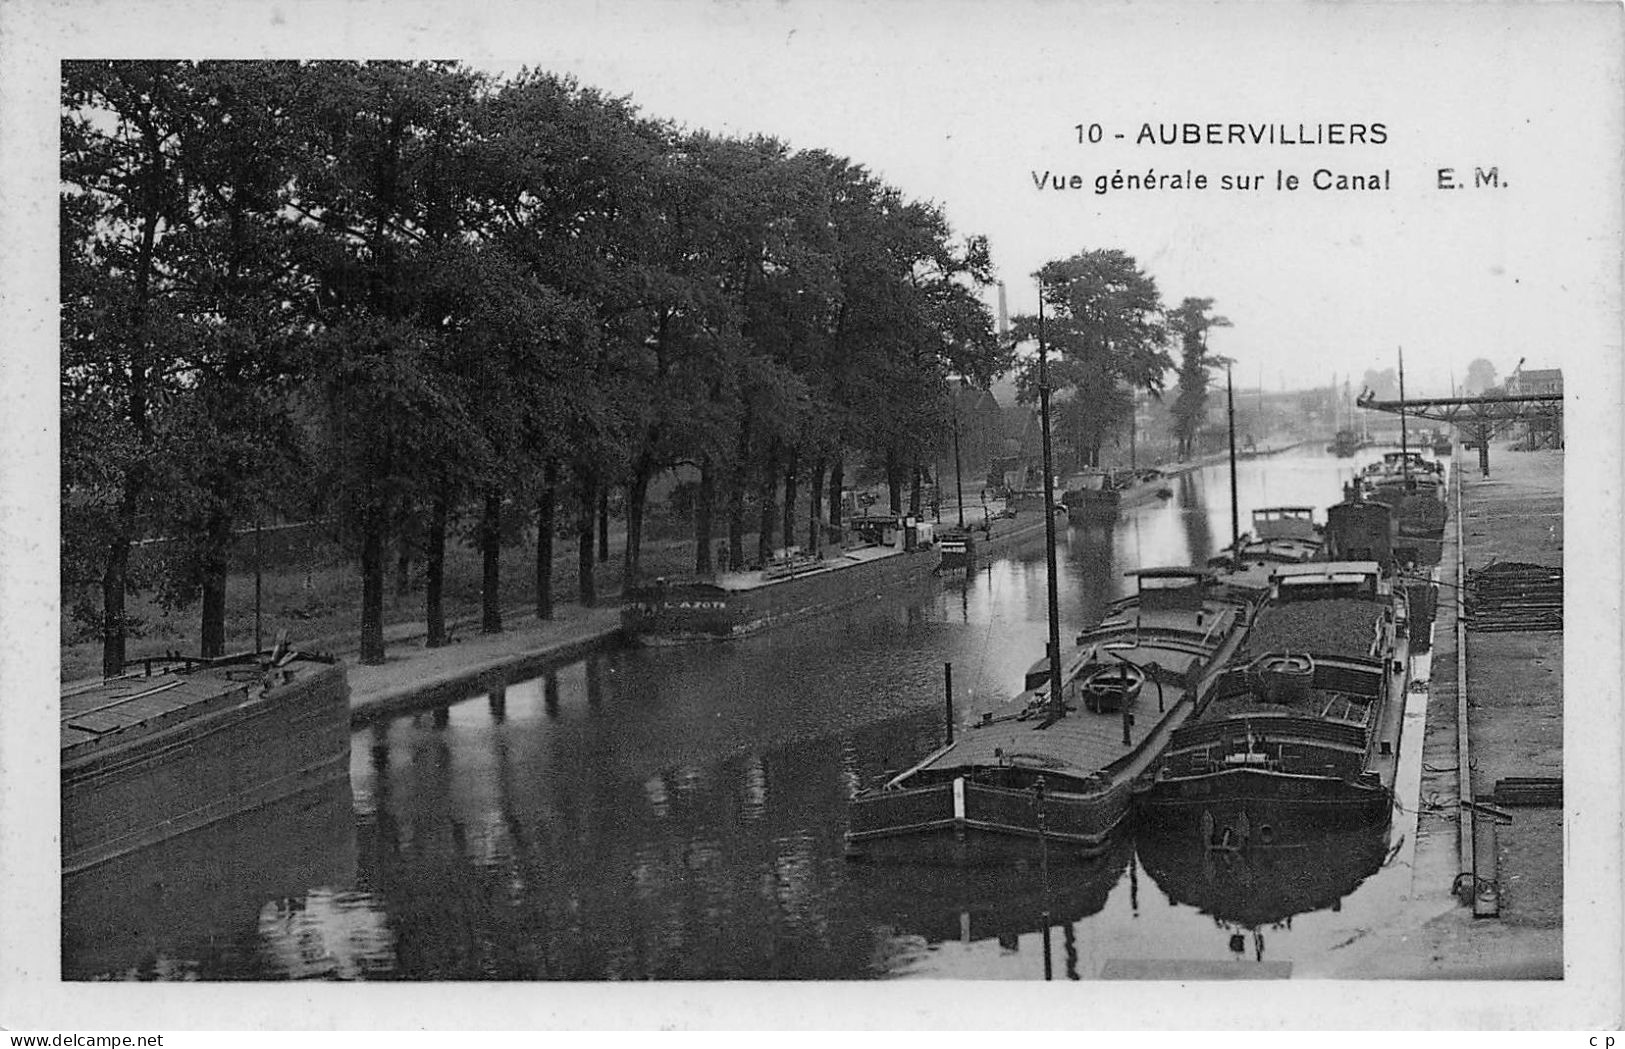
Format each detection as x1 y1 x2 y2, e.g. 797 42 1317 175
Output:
61 647 351 875
1327 430 1362 458
844 565 1260 864
1135 557 1409 847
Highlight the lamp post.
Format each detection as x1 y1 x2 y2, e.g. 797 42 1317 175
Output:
1227 365 1240 566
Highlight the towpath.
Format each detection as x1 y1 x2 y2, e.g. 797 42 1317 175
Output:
341 600 625 725
1324 442 1564 978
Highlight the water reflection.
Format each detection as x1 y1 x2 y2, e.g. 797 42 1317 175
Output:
1134 823 1393 969
849 834 1134 970
63 451 1416 980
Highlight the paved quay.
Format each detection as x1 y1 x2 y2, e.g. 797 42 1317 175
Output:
342 601 625 725
1327 442 1564 978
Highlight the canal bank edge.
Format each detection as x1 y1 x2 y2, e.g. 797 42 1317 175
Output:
345 603 626 725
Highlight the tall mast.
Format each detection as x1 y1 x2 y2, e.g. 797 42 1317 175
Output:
952 388 965 528
1398 347 1411 487
1038 284 1064 718
1227 364 1240 565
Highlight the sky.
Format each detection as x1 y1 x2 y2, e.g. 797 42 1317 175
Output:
447 1 1624 398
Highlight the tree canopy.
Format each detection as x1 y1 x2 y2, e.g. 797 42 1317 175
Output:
60 59 1005 669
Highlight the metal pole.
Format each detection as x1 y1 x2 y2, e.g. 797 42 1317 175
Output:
1038 284 1064 718
254 520 263 654
1399 347 1411 488
1227 365 1240 565
952 400 965 529
1036 776 1052 982
944 662 955 745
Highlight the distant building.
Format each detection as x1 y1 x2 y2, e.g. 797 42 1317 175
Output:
1504 367 1564 448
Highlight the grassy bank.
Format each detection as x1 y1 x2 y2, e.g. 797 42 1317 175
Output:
60 525 700 683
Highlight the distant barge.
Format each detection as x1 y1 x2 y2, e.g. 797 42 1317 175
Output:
1062 468 1173 519
936 502 1066 572
621 514 940 645
61 650 352 875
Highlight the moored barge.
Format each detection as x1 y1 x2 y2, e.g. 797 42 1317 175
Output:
936 500 1067 572
62 649 352 875
621 513 939 644
1062 467 1174 519
1135 558 1409 848
844 566 1260 865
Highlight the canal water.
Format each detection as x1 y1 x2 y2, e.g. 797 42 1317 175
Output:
63 449 1435 981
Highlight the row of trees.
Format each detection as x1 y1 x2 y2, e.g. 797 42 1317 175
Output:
61 60 1010 673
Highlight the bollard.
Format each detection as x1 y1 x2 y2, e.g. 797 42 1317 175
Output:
944 662 955 745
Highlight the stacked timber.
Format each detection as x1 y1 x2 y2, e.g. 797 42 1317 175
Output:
1464 562 1563 632
1490 777 1563 807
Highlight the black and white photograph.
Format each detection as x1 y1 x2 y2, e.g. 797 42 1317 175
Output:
1 0 1621 1033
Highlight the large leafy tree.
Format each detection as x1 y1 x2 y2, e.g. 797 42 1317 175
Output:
1166 296 1232 459
1011 249 1172 468
61 60 197 676
285 60 489 664
143 61 318 657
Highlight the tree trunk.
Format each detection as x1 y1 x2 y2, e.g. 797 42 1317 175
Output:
729 406 753 570
99 113 165 680
198 509 232 659
425 488 448 646
536 460 557 619
597 487 610 563
359 514 386 665
828 455 843 529
695 456 715 574
625 457 651 586
909 461 923 518
781 448 799 554
577 469 597 607
757 439 779 566
100 538 130 678
395 547 411 598
808 456 826 554
885 447 903 514
481 489 502 634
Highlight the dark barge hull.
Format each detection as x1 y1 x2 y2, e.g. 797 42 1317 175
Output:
62 775 356 978
938 508 1061 571
61 657 352 875
621 545 938 644
845 777 1135 866
1136 768 1391 849
1065 481 1169 520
